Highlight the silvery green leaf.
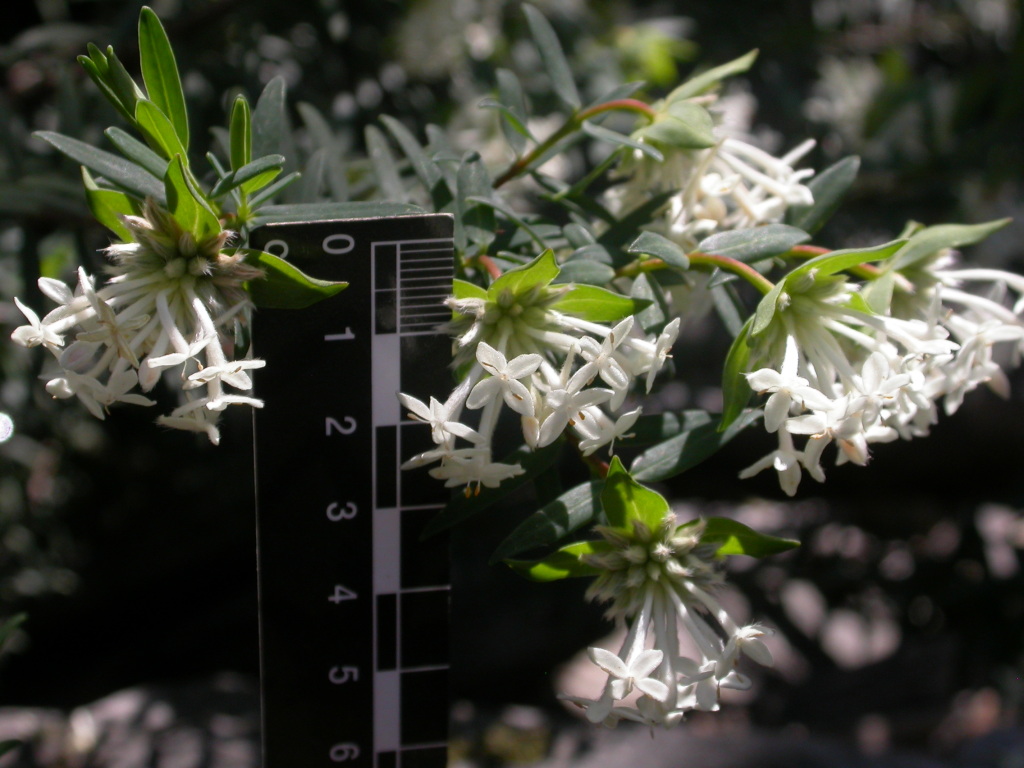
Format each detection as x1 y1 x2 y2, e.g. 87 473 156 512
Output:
785 155 859 235
628 230 690 269
697 224 810 262
523 4 581 109
36 131 165 202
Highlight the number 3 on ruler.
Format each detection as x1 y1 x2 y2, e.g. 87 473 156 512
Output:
325 416 357 435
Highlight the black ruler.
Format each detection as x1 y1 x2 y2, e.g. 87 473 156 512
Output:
251 214 454 768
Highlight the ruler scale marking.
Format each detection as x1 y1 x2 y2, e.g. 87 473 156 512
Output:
253 215 454 768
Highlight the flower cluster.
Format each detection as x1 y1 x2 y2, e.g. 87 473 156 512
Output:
399 253 680 495
10 199 265 445
608 97 816 251
562 514 774 727
739 237 1024 495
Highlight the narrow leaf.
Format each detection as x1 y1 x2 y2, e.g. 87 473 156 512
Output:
522 4 581 109
554 259 615 286
35 131 165 202
78 53 135 124
602 456 670 531
667 49 759 102
702 517 800 557
552 283 648 323
135 98 187 160
697 224 810 262
365 124 406 202
211 154 284 197
631 408 762 482
628 230 690 269
506 540 607 582
422 441 564 537
490 481 600 562
138 6 189 150
229 94 252 171
888 219 1012 272
785 155 860 235
252 76 291 162
379 114 442 191
581 120 663 161
245 249 348 309
104 127 167 178
81 167 140 240
719 318 756 431
488 249 559 300
786 239 905 283
637 101 716 150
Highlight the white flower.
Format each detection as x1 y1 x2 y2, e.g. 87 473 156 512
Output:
588 647 670 702
466 343 542 416
11 297 64 351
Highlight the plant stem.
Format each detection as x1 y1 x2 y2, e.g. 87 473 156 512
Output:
494 99 657 188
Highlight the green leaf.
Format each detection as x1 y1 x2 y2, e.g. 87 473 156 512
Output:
636 100 716 150
422 441 564 538
164 155 220 239
551 284 647 323
104 126 168 179
453 278 487 300
250 201 423 227
81 167 141 240
719 317 756 431
488 249 560 299
247 171 302 208
0 740 20 759
522 4 581 109
785 155 860 235
135 98 187 161
631 408 762 481
628 230 690 269
751 280 787 336
379 114 442 192
631 273 672 334
697 224 811 262
888 219 1012 272
139 6 189 151
490 481 601 562
615 410 711 448
244 248 348 309
35 130 166 202
702 517 799 557
494 68 534 153
456 153 496 250
252 76 291 162
229 94 252 172
602 455 670 532
78 49 136 125
786 239 905 284
365 124 406 202
581 120 663 161
211 154 285 197
506 540 607 582
555 259 615 286
667 49 759 102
